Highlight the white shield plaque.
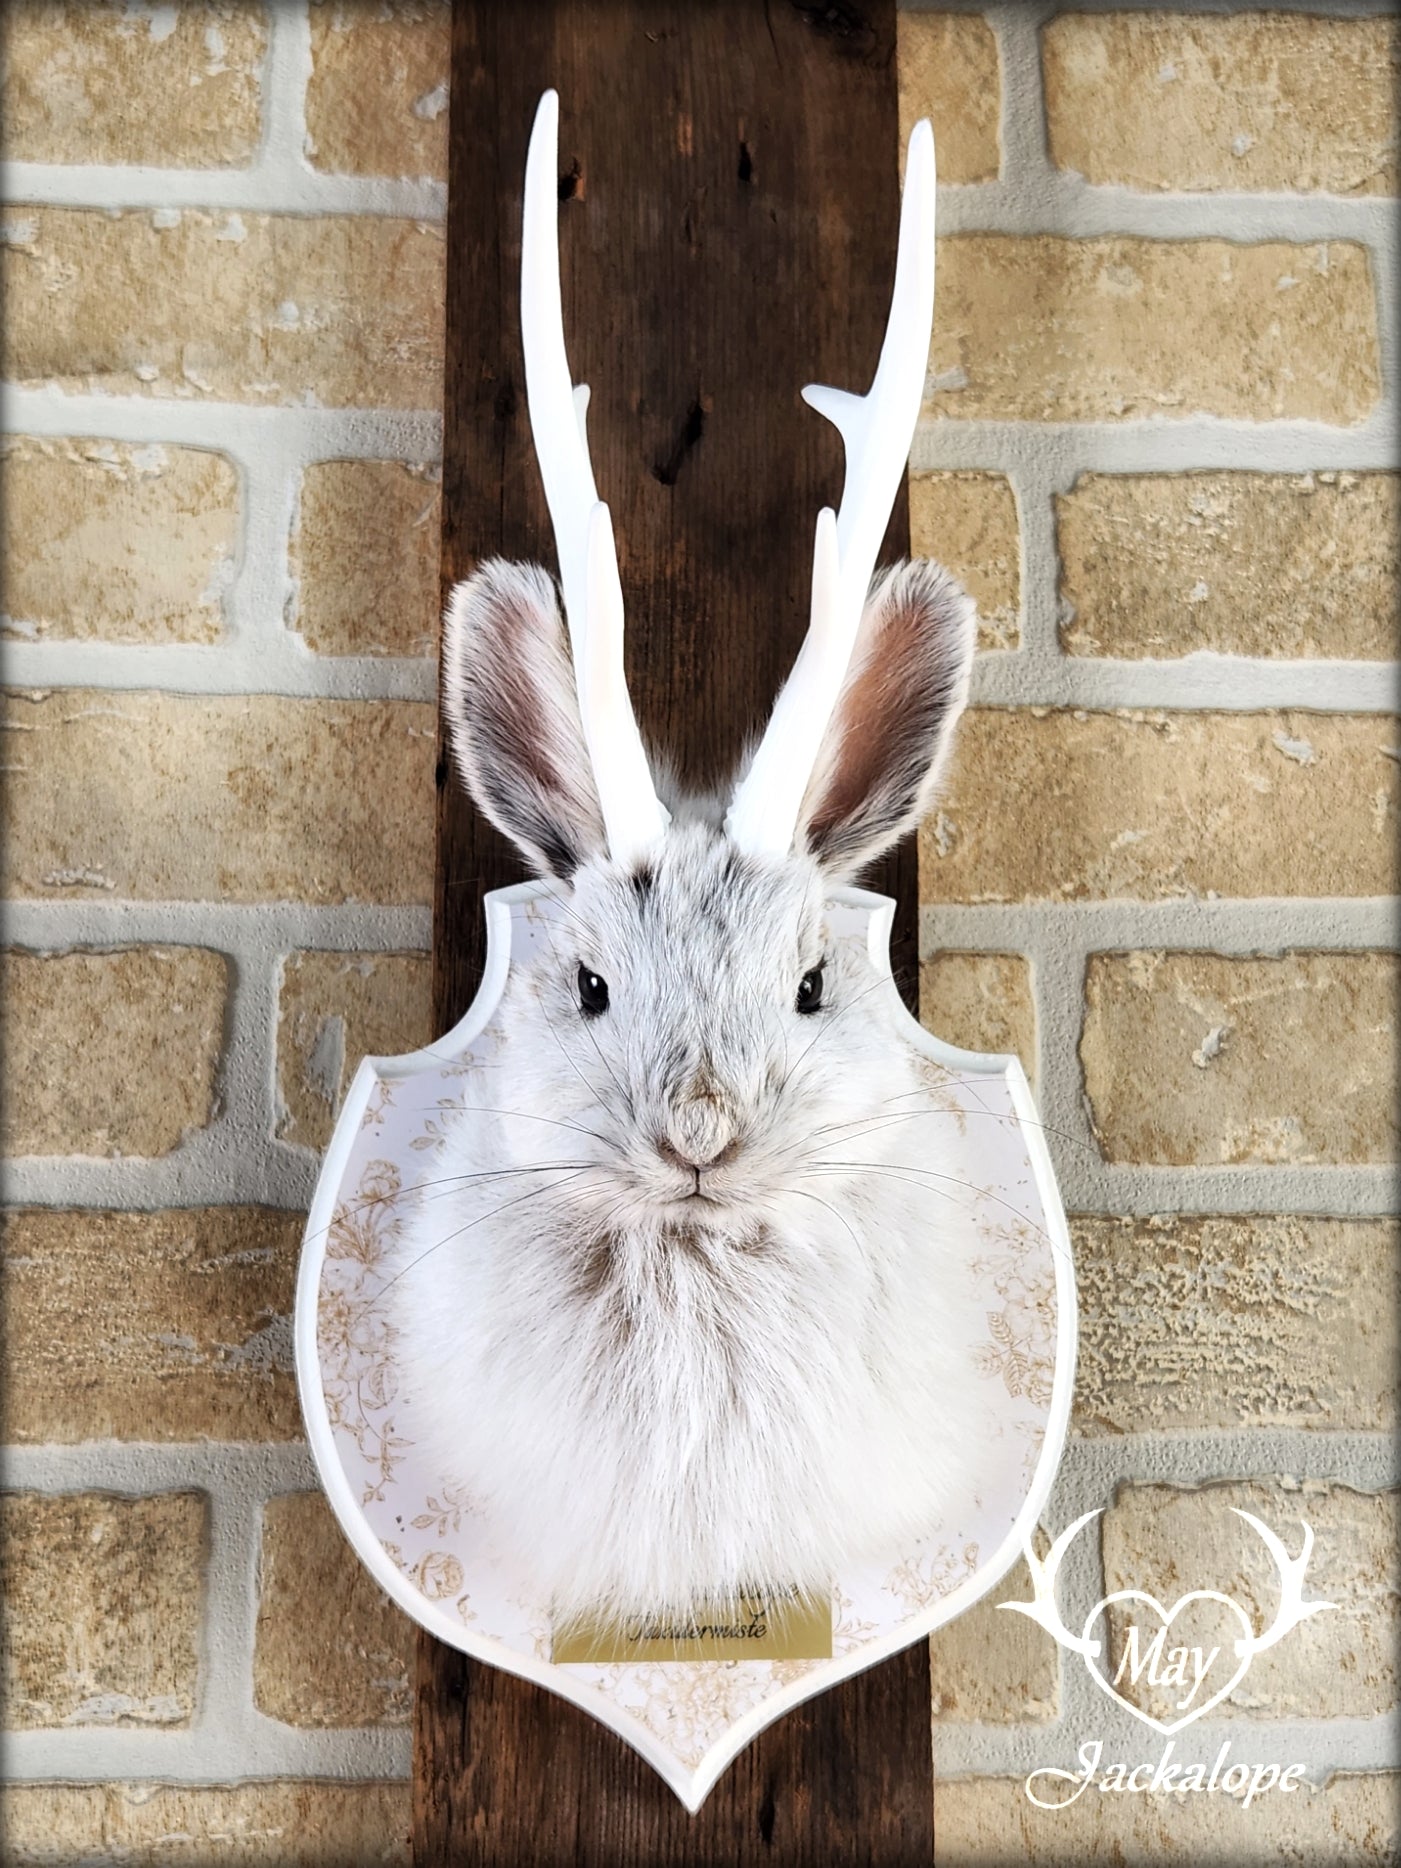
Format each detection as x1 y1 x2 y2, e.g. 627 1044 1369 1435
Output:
295 880 1076 1809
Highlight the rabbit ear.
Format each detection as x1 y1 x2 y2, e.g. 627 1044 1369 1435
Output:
441 560 607 879
793 559 977 883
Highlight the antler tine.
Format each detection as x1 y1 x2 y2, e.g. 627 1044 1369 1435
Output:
521 90 668 868
725 118 937 856
998 1509 1103 1657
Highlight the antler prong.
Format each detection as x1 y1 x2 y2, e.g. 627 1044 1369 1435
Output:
726 116 937 856
521 90 667 868
998 1509 1102 1658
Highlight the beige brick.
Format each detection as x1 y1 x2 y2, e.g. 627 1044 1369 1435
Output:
1 209 445 408
255 1492 413 1727
1 1491 205 1729
277 951 431 1148
921 710 1399 905
3 689 435 905
0 2 267 168
1073 1216 1399 1436
898 13 1000 185
1 437 237 645
1 947 226 1157
1058 471 1401 662
1081 951 1397 1168
1103 1481 1399 1721
932 1771 1400 1865
932 1542 1058 1724
292 460 441 657
306 0 449 181
1043 12 1400 196
920 951 1034 1083
909 472 1019 651
1 1207 302 1442
926 237 1380 424
0 1780 411 1866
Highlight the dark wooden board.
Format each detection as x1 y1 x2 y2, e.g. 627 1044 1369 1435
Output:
424 2 929 1858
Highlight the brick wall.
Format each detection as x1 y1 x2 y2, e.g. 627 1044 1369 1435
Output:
1 4 1396 1863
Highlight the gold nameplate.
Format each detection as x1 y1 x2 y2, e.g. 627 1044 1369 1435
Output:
552 1585 833 1664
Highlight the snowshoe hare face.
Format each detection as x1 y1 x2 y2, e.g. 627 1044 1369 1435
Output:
441 554 975 1238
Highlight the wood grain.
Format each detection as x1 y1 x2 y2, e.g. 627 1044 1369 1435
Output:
424 2 929 1857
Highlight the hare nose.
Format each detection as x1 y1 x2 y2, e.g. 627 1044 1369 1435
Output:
661 1091 739 1170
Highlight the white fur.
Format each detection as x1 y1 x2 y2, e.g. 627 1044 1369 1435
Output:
389 557 984 1624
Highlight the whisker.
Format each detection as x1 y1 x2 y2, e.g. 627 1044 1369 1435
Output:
447 1103 613 1145
414 1161 596 1206
373 1169 602 1297
805 1159 1064 1256
536 913 636 1116
775 972 894 1098
298 1146 612 1254
802 1103 1097 1163
788 1184 865 1257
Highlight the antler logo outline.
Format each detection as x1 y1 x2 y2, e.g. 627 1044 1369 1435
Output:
1000 1507 1336 1733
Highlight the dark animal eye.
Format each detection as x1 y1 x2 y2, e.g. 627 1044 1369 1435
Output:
796 966 824 1014
577 964 609 1017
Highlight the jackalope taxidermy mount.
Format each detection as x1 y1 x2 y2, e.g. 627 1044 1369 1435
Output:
389 91 988 1625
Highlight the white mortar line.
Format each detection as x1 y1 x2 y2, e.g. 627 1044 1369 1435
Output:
195 1459 266 1742
259 0 314 177
1 902 432 951
1017 929 1091 1183
1052 1429 1401 1492
3 641 439 703
920 899 1401 954
934 181 1400 246
3 390 443 458
2 1135 317 1215
2 163 446 221
1 1726 412 1787
1 1443 317 1491
1055 1165 1398 1219
910 417 1400 476
904 0 1397 26
10 641 1396 710
969 654 1400 712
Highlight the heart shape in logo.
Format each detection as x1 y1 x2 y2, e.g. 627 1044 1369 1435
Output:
1083 1590 1254 1734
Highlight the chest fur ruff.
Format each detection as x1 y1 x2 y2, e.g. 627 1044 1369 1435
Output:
390 1136 983 1624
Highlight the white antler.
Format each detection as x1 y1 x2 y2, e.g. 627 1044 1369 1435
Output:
1230 1510 1336 1657
725 118 937 856
521 90 668 868
998 1510 1103 1658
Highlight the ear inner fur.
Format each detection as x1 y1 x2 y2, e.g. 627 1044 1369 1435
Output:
441 560 607 879
798 560 976 881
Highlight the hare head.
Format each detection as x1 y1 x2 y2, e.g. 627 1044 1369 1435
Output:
439 92 975 1236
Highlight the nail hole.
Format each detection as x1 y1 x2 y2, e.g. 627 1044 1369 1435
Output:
791 0 877 50
652 400 706 486
558 159 584 201
758 1784 777 1845
738 141 754 183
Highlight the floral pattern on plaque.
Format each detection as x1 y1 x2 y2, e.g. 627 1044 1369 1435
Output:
303 888 1071 1807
